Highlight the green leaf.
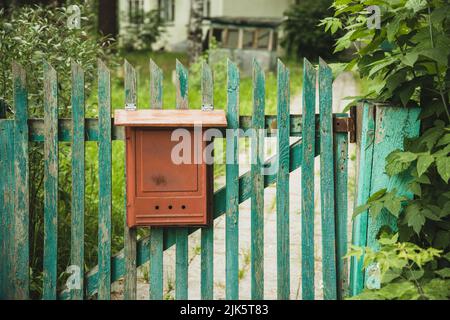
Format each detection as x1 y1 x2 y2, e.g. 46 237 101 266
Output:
436 155 450 183
404 204 425 234
370 201 384 218
435 268 450 279
385 151 418 176
416 153 434 177
384 196 403 217
436 133 450 147
368 188 387 202
353 204 370 218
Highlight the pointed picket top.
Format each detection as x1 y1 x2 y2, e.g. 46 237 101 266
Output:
303 58 316 85
124 59 137 109
176 59 188 109
318 57 332 83
150 59 163 109
43 61 57 94
12 62 26 89
227 58 239 91
252 58 265 120
71 61 84 76
12 62 27 118
201 61 213 110
277 59 290 109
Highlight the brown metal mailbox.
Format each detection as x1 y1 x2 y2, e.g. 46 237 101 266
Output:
114 109 227 228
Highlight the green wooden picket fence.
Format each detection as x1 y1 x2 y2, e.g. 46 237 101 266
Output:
0 57 350 300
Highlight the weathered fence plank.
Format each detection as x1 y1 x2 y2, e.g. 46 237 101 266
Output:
301 58 316 300
123 60 137 300
225 59 240 300
27 114 324 142
201 61 214 300
251 59 265 300
366 107 421 250
12 63 29 299
175 60 189 300
70 63 85 300
349 103 375 296
150 59 163 110
276 60 290 300
149 60 164 300
318 58 337 300
334 130 349 299
43 62 59 300
149 228 164 299
0 120 15 299
97 60 112 300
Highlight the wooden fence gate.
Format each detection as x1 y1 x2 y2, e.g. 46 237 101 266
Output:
0 58 352 300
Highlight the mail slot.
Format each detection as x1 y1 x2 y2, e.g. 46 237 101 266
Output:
114 109 227 227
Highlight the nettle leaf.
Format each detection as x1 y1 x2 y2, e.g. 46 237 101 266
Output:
416 153 435 177
436 155 450 183
418 121 445 149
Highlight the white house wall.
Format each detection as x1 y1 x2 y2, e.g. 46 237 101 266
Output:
119 0 294 52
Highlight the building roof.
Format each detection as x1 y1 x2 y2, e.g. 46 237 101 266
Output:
204 16 284 28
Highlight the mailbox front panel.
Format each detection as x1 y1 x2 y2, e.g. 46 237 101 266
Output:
126 127 211 227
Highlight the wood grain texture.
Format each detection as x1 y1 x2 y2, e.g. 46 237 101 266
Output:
334 131 348 299
114 109 227 127
201 61 213 110
12 63 29 299
276 60 290 300
318 58 337 300
0 119 15 299
150 59 163 109
366 107 420 249
70 63 85 300
349 103 375 296
225 59 240 300
123 60 137 300
43 61 58 300
175 60 189 299
27 114 325 142
201 62 214 300
251 59 265 300
149 60 164 300
97 60 112 300
301 58 316 300
149 228 163 299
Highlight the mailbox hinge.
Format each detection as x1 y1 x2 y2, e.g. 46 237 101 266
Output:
125 102 137 111
333 106 356 143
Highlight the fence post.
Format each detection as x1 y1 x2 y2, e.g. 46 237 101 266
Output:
350 103 421 296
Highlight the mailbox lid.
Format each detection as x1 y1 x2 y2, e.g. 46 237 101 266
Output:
114 109 227 128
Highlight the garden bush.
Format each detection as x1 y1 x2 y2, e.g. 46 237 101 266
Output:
322 0 450 299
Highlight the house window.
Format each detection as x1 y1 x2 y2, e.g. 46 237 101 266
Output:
129 0 144 25
159 0 175 22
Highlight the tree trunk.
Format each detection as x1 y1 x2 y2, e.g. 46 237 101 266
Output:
98 0 118 39
187 0 204 65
